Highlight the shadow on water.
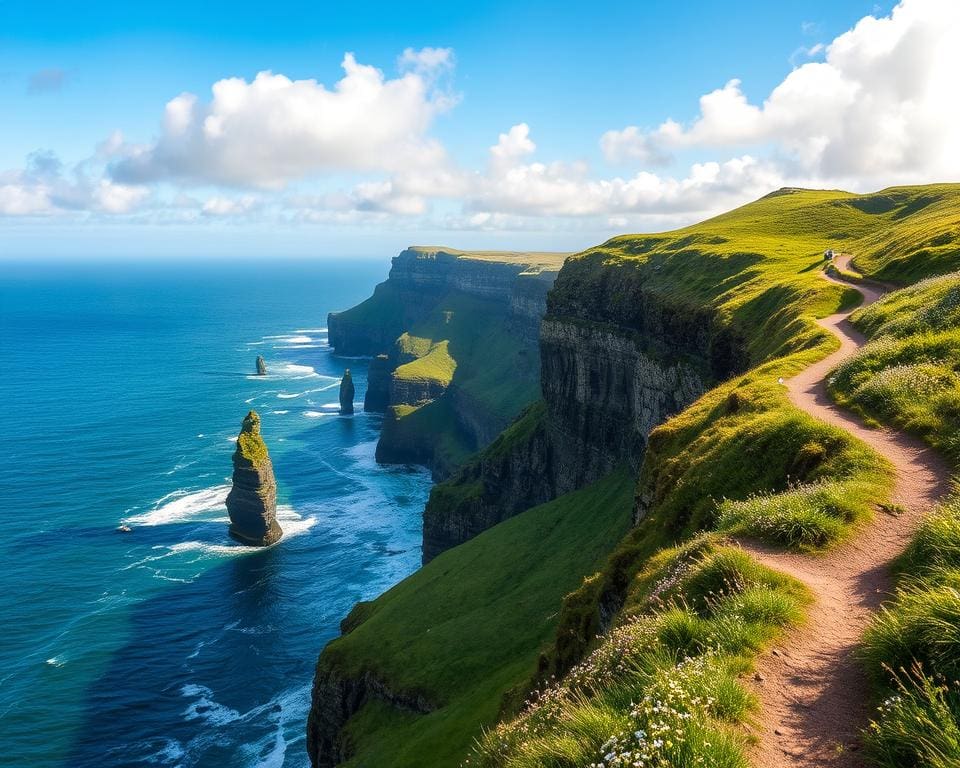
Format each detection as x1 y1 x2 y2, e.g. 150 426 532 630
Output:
63 545 311 768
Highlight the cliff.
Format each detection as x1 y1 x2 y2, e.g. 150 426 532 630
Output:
326 246 568 477
422 253 747 561
226 411 282 546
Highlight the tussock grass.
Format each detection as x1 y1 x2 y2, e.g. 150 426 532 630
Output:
862 495 960 766
716 479 876 550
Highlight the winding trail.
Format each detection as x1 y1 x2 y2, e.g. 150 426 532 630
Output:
738 256 952 768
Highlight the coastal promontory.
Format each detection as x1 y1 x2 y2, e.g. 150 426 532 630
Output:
226 410 282 546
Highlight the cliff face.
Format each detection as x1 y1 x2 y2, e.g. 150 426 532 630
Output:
327 248 562 356
326 247 566 476
421 253 748 561
226 411 282 546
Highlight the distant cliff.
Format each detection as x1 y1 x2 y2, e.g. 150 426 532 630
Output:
327 246 567 477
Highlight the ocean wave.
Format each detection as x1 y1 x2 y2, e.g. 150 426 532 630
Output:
276 392 302 399
158 506 316 559
160 457 198 476
270 410 289 415
303 411 332 419
45 656 65 668
181 683 242 726
295 328 327 334
125 485 230 526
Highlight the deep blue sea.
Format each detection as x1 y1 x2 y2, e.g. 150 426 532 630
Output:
0 259 431 767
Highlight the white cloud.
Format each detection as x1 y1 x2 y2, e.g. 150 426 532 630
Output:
601 0 960 187
111 51 455 188
201 195 260 217
0 151 148 217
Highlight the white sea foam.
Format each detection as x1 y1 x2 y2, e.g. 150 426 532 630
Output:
226 436 238 442
270 410 289 415
320 402 341 409
162 506 316 559
45 656 65 667
271 362 320 379
303 411 330 419
181 683 242 726
140 738 185 765
295 328 327 334
125 485 230 526
276 392 302 399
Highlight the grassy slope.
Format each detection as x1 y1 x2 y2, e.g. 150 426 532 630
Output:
830 271 960 464
322 185 960 766
473 536 811 768
321 469 635 767
382 291 544 472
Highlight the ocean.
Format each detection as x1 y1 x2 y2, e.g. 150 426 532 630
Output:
0 259 432 767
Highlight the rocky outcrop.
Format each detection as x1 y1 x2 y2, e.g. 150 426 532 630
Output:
256 355 267 376
339 370 355 415
364 355 391 412
307 661 434 768
226 411 282 546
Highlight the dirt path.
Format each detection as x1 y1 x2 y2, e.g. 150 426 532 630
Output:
738 256 952 768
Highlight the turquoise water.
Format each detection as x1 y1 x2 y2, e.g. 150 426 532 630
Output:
0 260 431 767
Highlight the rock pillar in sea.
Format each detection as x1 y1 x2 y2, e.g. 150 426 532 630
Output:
364 355 391 412
226 410 282 546
256 355 267 375
339 369 355 415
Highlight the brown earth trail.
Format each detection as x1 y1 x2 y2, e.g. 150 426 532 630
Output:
737 256 952 767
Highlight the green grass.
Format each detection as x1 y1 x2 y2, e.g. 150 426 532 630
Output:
829 271 960 464
316 185 960 766
469 537 810 768
862 494 960 767
395 339 457 385
317 469 636 768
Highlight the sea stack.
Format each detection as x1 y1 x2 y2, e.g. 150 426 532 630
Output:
256 355 267 376
226 411 282 546
339 369 355 415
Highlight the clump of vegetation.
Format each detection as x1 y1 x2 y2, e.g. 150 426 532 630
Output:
861 494 960 767
716 479 876 550
829 272 960 462
235 410 269 466
468 538 809 768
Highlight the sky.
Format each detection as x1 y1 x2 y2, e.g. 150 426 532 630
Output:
2 0 957 260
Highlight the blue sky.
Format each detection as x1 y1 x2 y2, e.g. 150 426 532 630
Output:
6 0 958 260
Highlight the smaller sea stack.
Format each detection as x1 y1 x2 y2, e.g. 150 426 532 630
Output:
339 369 355 415
256 355 267 375
226 411 282 546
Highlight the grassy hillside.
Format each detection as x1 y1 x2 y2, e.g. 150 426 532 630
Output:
313 185 960 767
378 290 544 474
318 469 635 767
830 270 960 464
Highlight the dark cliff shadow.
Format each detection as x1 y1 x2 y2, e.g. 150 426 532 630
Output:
63 546 305 768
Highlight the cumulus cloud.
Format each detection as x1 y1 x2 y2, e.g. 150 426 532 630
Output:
601 0 960 187
0 150 148 216
111 51 455 188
